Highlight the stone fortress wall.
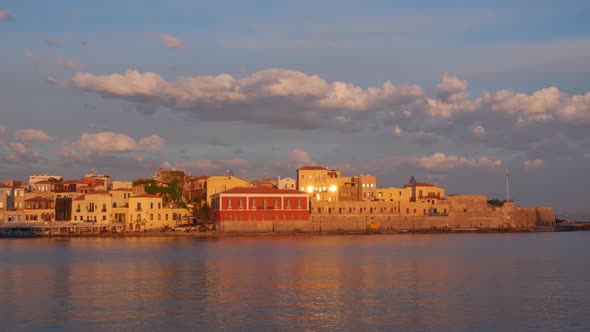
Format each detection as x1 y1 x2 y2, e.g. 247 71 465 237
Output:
219 195 555 232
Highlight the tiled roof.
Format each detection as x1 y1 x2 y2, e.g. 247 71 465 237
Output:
110 188 133 191
220 187 306 195
87 190 111 195
132 193 160 199
25 196 54 203
297 166 327 171
73 195 86 201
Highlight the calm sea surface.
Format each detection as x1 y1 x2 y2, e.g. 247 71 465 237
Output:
1 232 589 331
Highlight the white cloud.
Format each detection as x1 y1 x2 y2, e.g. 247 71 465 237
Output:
71 69 424 128
0 124 6 137
289 149 315 166
0 10 13 22
472 125 485 138
138 135 165 151
151 33 184 49
3 142 42 164
78 132 138 153
54 54 82 71
393 126 402 137
15 129 55 142
415 152 502 171
437 73 468 103
523 159 543 170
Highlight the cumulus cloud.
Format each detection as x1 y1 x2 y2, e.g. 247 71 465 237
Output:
73 132 164 154
393 126 402 137
15 129 55 142
71 68 424 129
54 54 82 71
151 33 184 49
289 149 315 166
437 73 469 103
3 142 42 164
138 135 165 151
523 159 543 170
415 152 502 171
0 9 13 22
78 132 138 153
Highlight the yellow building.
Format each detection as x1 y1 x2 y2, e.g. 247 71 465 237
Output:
296 166 341 202
205 175 251 206
110 188 132 223
72 191 112 223
376 187 413 203
24 196 55 222
128 193 189 231
0 184 25 223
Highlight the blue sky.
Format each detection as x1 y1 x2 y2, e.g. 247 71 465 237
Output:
1 1 590 217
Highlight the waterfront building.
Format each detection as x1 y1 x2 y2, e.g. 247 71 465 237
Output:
71 191 112 223
83 171 112 190
110 188 132 223
340 174 377 201
28 174 62 187
296 166 341 202
112 180 133 190
24 196 55 222
211 187 310 231
128 193 189 231
277 177 296 190
205 175 251 206
183 175 208 203
0 183 25 223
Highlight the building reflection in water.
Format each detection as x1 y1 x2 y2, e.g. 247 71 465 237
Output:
0 233 589 330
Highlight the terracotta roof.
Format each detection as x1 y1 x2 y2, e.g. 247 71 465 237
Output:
220 187 306 195
87 190 111 195
0 183 10 188
195 175 210 180
297 166 328 171
25 196 54 203
132 193 160 199
73 194 86 201
110 188 132 191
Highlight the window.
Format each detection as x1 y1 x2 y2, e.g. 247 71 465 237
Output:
102 215 106 221
228 199 232 208
165 214 168 220
212 187 216 194
150 214 153 220
287 200 290 208
263 200 267 209
158 203 161 209
252 199 256 208
158 214 161 220
150 202 154 209
274 199 278 207
239 199 243 207
137 202 141 211
297 199 301 208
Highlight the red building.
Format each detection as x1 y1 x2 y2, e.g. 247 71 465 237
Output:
211 187 309 223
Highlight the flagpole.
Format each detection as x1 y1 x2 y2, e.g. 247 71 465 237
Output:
506 168 510 203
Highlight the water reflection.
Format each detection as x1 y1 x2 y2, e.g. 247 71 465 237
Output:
0 233 589 331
